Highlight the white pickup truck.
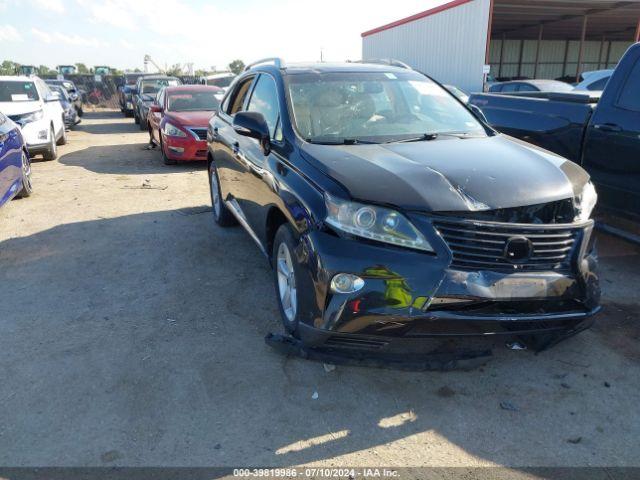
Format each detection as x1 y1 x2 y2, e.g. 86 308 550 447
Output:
0 75 66 160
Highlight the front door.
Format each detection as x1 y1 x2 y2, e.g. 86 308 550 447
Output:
236 73 283 239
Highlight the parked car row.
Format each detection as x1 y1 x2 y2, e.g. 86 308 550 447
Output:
0 74 86 210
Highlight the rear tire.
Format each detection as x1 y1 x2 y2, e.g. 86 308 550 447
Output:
42 127 58 161
272 223 302 335
208 161 236 227
17 151 33 198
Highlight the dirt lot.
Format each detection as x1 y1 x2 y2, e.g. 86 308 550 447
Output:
1 110 639 470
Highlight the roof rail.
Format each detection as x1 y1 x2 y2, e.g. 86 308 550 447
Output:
355 58 413 70
244 58 285 72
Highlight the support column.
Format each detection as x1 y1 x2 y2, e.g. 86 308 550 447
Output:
562 40 570 77
498 33 505 78
605 40 612 69
635 18 640 42
517 39 525 78
533 24 544 79
576 15 588 82
597 36 605 70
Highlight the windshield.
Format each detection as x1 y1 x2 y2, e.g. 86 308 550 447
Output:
167 91 220 112
287 71 486 143
50 86 69 101
141 79 179 95
0 81 40 102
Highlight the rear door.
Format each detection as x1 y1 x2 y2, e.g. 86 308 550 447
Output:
211 75 257 204
583 53 640 216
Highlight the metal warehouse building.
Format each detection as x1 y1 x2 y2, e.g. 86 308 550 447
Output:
362 0 640 92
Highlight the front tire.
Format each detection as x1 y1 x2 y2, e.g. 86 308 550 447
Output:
56 120 67 145
273 224 302 335
134 109 140 125
208 162 236 227
161 138 176 166
42 127 58 161
17 151 33 198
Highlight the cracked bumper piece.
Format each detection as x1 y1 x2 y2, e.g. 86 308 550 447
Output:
296 221 600 354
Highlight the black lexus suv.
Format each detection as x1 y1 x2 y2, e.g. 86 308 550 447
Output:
206 58 601 358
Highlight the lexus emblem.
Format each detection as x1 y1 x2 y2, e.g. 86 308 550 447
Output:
504 236 533 263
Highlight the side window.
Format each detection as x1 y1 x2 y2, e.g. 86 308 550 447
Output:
489 84 502 93
227 77 254 116
247 74 280 139
616 59 640 112
517 83 537 92
501 83 519 93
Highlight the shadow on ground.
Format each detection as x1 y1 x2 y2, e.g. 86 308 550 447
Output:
59 143 207 175
0 208 639 468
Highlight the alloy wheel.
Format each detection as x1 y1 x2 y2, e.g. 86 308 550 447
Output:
276 242 297 323
210 167 221 218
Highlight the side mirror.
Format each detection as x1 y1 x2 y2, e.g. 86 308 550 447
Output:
233 111 271 155
150 105 163 114
469 104 488 124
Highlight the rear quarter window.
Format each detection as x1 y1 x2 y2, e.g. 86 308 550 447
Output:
616 59 640 112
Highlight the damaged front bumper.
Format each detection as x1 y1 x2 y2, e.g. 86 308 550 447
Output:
291 215 600 357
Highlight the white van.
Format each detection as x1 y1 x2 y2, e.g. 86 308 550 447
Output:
0 75 66 160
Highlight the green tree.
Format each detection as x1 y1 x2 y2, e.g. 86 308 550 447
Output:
37 65 54 76
0 60 19 75
75 63 89 74
228 59 245 75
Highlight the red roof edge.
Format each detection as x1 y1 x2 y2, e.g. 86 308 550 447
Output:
361 0 475 38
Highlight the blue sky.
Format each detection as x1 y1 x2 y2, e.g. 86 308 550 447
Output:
0 0 442 71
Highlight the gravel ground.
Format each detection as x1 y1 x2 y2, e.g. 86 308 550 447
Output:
0 110 639 471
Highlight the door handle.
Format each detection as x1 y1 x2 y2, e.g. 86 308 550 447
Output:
594 123 622 132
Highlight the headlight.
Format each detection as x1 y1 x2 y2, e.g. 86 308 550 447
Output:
575 181 598 222
325 194 434 252
16 109 44 125
163 122 186 138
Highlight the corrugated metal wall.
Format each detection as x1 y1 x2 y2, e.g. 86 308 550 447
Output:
362 0 492 92
488 39 634 80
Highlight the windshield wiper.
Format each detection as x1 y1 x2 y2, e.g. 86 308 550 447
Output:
385 132 480 144
306 138 380 145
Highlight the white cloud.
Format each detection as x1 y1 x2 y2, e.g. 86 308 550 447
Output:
119 39 133 49
31 27 108 48
31 27 52 43
31 0 65 13
0 24 22 42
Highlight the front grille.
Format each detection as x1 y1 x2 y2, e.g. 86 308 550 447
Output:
188 128 207 141
432 218 582 272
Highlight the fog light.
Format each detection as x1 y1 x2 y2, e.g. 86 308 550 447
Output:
38 130 48 140
330 273 365 294
168 146 184 154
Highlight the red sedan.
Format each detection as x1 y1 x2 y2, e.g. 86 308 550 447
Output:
147 85 223 164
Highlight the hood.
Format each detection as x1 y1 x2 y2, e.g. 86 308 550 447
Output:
302 135 588 212
0 101 42 116
165 111 214 126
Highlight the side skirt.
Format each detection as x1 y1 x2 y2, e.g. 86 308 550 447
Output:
224 198 268 258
